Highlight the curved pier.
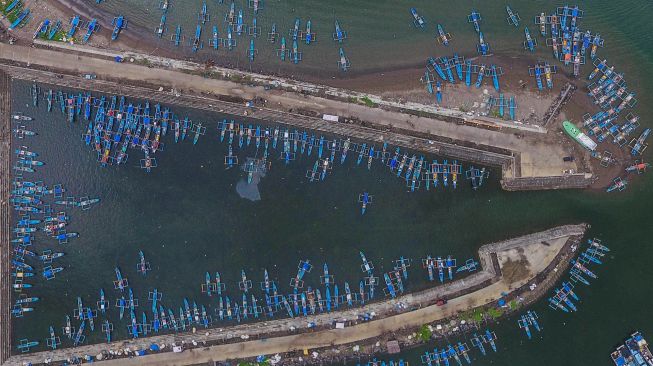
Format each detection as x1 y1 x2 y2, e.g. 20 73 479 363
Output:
5 224 587 365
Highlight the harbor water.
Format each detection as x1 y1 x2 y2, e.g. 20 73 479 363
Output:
10 0 653 364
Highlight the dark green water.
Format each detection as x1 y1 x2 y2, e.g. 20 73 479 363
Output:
10 0 653 364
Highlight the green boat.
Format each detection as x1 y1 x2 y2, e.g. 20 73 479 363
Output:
563 120 597 151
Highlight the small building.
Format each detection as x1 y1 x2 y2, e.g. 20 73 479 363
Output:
386 340 401 354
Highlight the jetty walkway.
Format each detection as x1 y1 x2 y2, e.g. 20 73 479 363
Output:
4 224 587 365
0 71 12 364
0 41 594 190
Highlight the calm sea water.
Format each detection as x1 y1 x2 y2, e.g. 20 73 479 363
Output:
10 0 653 364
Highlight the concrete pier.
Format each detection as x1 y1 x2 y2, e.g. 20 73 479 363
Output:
5 224 587 366
0 41 595 191
0 70 12 364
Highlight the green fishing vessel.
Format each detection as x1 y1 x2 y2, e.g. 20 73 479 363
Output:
563 120 597 151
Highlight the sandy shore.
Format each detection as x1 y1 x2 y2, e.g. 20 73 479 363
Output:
1 0 633 189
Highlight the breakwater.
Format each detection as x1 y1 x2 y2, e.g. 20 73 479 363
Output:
0 70 13 364
5 224 587 365
0 40 595 191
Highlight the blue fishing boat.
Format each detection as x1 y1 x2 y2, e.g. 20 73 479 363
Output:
425 255 435 281
410 8 426 28
113 267 128 292
436 24 451 46
156 13 166 37
199 0 209 23
383 273 396 298
111 16 126 40
82 18 98 43
73 320 86 345
468 10 482 32
304 20 314 45
519 314 532 339
97 289 108 314
102 320 112 342
325 286 332 311
136 250 150 275
359 192 372 215
333 19 347 42
17 339 39 353
337 47 351 71
168 308 178 331
345 282 353 306
484 330 497 352
9 9 30 31
477 31 490 55
33 19 50 40
523 27 537 52
248 39 257 61
67 15 80 38
528 310 541 332
239 269 252 292
506 6 520 26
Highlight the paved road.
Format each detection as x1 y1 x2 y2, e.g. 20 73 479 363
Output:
0 42 575 178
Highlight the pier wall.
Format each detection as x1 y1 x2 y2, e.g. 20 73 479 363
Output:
5 224 588 366
0 64 517 173
542 83 577 127
0 70 12 363
501 173 595 191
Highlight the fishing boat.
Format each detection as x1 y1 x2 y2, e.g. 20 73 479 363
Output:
506 6 520 26
114 267 128 291
571 259 597 279
484 330 497 352
14 296 39 306
137 250 150 275
359 192 372 215
17 339 39 353
83 18 98 43
606 177 627 193
410 8 426 28
383 273 396 298
518 315 532 339
477 32 490 55
333 20 347 42
436 24 451 46
630 128 650 156
563 120 597 151
344 282 353 306
156 13 167 37
523 27 537 51
338 47 350 71
111 16 127 40
9 9 31 31
67 15 80 38
239 269 252 292
63 315 74 339
199 0 209 23
340 138 351 164
192 24 202 52
468 10 482 33
97 289 108 314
